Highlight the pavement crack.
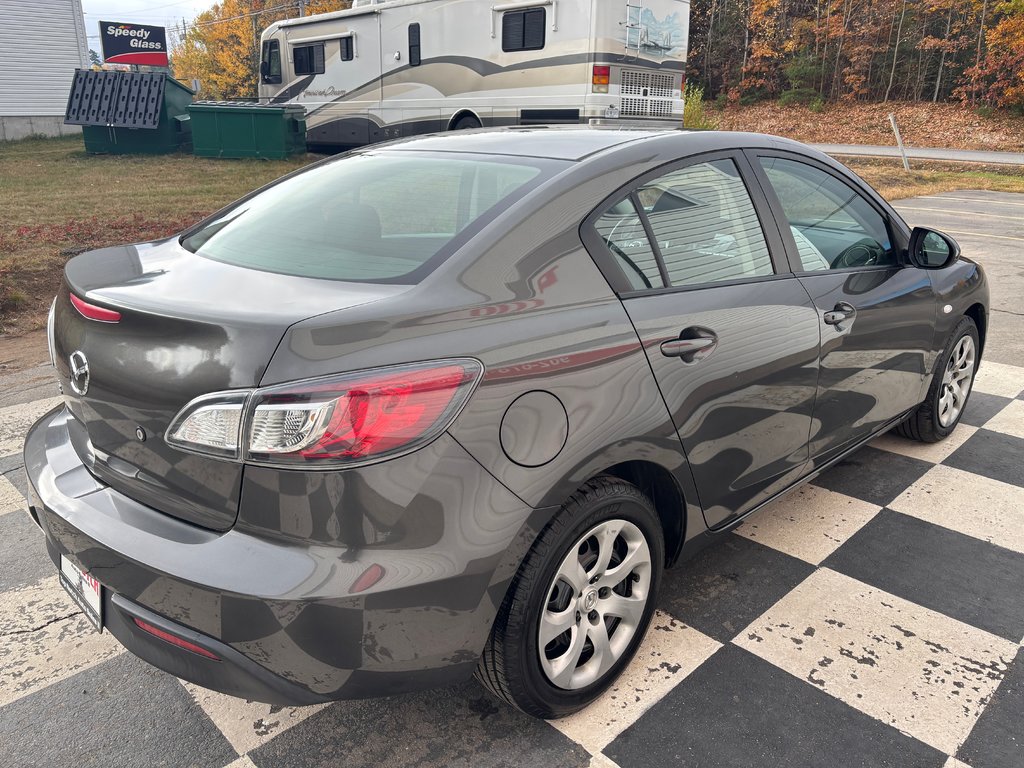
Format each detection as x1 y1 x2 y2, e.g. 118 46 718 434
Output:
991 308 1024 317
0 611 81 636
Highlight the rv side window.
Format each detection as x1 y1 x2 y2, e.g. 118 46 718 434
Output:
408 23 421 66
502 8 546 52
261 40 281 84
294 43 325 75
340 36 354 61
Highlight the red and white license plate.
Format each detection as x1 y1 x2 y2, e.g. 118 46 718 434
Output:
59 555 103 632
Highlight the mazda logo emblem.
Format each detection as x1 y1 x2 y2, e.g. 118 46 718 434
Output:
68 350 90 396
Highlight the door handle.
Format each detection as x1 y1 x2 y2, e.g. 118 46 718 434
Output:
823 302 856 326
660 333 717 361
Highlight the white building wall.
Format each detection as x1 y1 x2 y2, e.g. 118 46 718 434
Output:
0 0 89 139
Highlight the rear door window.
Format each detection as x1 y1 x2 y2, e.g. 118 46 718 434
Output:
181 152 555 283
593 197 664 290
639 159 774 287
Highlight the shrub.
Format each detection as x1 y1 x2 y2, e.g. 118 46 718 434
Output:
809 97 826 113
683 84 718 130
779 88 820 107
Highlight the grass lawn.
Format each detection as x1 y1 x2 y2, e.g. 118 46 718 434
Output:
0 135 313 334
2 134 1024 335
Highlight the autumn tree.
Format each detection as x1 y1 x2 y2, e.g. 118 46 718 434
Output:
172 1 351 99
687 0 1024 106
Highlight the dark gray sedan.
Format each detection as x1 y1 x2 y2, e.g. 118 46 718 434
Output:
23 127 988 718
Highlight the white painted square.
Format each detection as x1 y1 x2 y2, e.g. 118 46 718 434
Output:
0 396 64 457
972 361 1024 399
982 399 1024 441
181 681 329 755
734 485 881 565
890 464 1024 555
871 425 978 464
0 475 26 517
735 568 1018 756
551 610 720 754
0 575 124 708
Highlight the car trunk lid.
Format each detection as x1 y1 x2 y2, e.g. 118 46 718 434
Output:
53 239 408 531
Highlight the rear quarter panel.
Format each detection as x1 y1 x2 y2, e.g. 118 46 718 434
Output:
260 142 708 526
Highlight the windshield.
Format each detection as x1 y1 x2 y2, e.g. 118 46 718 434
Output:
181 151 557 283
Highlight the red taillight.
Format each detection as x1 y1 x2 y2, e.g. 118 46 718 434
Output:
349 563 386 594
305 366 467 459
244 359 483 468
69 293 121 323
593 65 610 86
132 617 220 661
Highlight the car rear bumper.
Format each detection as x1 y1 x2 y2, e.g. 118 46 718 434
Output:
24 404 545 704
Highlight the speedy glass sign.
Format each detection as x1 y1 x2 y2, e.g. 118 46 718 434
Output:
99 21 169 67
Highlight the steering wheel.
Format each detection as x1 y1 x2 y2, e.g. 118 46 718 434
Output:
830 238 886 269
607 241 653 289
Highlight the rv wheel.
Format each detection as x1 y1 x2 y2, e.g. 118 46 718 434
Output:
452 115 482 131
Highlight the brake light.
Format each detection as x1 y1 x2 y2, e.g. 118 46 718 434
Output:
593 65 610 93
248 360 482 467
133 617 220 660
69 293 121 323
164 359 483 468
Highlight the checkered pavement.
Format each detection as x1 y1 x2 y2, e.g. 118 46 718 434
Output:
1 359 1021 768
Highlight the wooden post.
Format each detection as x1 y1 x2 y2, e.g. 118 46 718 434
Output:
889 112 911 172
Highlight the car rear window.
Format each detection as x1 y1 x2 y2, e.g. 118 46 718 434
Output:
181 151 555 283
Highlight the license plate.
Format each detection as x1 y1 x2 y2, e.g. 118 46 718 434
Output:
59 555 103 632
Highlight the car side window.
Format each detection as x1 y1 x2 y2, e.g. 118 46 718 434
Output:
637 159 775 287
758 156 896 271
593 197 665 291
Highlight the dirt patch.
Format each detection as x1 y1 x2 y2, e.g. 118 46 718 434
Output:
712 102 1024 152
0 330 49 373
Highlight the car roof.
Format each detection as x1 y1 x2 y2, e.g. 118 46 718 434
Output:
375 125 680 160
375 125 811 162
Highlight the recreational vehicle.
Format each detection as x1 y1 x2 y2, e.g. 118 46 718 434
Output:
258 0 689 148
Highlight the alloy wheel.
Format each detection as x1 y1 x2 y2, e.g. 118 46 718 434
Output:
938 334 976 427
538 519 652 690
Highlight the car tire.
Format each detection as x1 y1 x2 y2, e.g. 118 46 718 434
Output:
451 114 482 131
476 475 664 718
896 316 980 443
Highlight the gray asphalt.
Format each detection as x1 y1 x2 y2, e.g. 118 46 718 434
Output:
815 144 1024 166
890 190 1024 367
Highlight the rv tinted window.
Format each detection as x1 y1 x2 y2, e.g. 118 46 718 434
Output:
502 8 546 52
294 43 325 75
340 36 354 61
409 23 421 66
181 152 558 283
261 40 281 83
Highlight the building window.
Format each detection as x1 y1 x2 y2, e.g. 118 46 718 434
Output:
409 23 421 66
293 43 325 75
502 8 546 52
340 36 354 61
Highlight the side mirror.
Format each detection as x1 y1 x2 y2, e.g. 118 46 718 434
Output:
908 227 960 269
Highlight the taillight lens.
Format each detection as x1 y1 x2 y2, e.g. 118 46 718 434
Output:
166 391 249 458
246 360 482 467
163 359 483 468
593 65 610 93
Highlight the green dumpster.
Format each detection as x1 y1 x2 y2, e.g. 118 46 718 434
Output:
188 102 307 159
65 70 193 155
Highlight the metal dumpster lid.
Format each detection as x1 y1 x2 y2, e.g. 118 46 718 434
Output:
65 70 193 129
189 101 306 112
